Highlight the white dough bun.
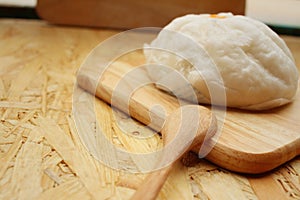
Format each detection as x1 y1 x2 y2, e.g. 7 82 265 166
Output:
144 13 299 110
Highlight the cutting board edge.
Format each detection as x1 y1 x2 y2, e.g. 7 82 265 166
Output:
206 137 300 174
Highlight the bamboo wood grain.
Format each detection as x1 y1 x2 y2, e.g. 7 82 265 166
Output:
78 60 300 174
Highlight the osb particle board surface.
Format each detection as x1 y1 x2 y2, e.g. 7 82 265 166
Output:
0 19 299 200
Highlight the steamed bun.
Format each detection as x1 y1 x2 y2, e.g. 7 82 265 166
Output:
144 13 299 110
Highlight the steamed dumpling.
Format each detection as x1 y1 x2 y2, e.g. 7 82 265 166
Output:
144 13 299 110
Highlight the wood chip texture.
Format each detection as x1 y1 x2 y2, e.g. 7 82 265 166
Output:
0 19 299 200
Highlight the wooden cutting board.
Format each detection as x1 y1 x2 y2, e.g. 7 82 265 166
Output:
77 58 300 174
36 0 245 29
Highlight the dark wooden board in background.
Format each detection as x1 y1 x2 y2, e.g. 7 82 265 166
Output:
36 0 245 29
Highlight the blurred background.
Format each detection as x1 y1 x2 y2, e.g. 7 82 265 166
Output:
0 0 37 18
0 0 299 35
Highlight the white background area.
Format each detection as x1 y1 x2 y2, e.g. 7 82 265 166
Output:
0 0 36 7
246 0 300 27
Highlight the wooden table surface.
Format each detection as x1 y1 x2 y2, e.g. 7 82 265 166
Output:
0 19 299 200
